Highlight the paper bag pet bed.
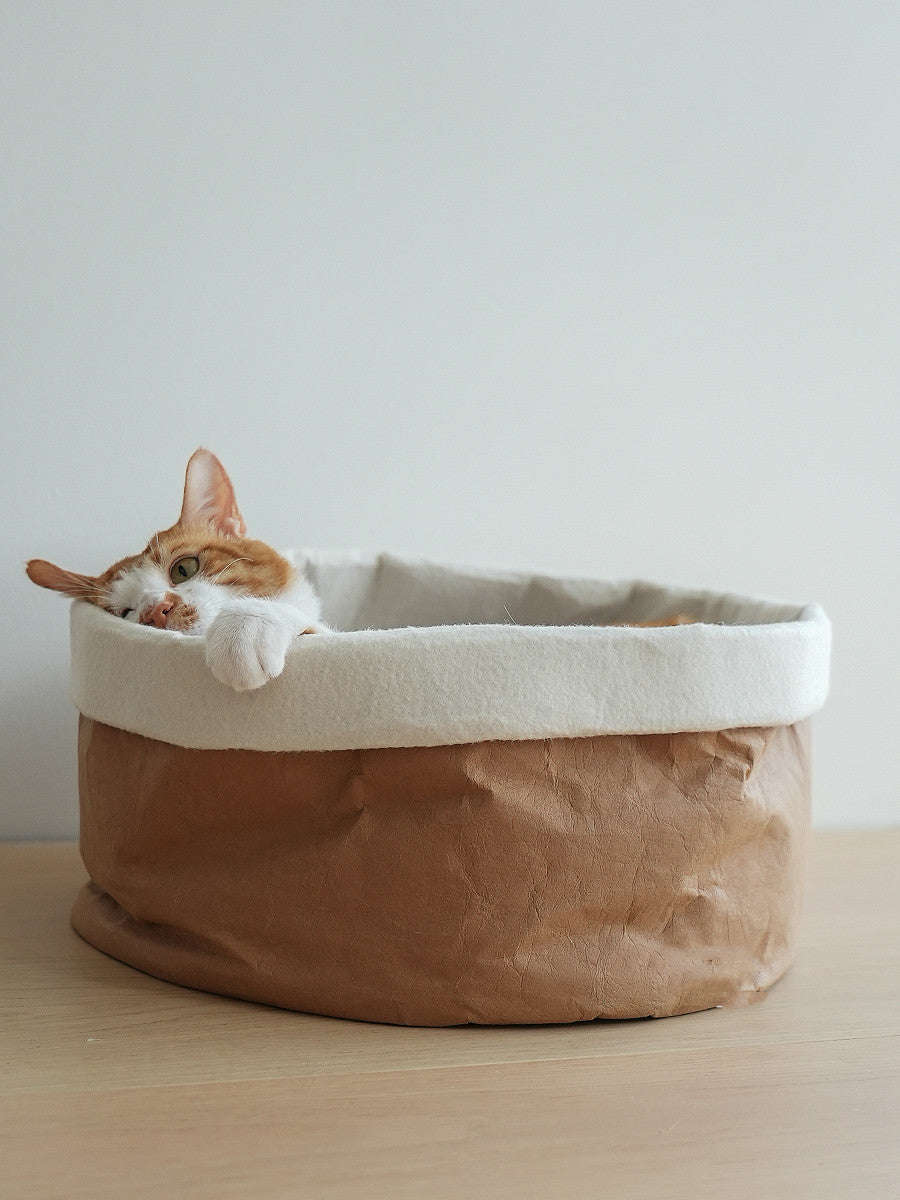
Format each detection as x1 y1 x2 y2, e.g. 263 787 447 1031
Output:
69 553 831 1026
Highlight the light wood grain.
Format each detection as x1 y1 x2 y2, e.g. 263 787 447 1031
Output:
1 832 898 1199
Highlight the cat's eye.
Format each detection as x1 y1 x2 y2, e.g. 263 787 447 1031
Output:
121 609 133 619
170 556 200 584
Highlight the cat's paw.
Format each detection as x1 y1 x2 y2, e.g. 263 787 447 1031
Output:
205 607 306 691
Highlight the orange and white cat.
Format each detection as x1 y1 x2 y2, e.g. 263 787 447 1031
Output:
27 448 326 691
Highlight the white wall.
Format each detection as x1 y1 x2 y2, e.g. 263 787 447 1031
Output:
2 2 897 837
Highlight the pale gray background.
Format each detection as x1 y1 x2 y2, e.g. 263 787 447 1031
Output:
2 2 897 837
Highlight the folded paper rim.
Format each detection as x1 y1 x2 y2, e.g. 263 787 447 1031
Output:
69 551 831 752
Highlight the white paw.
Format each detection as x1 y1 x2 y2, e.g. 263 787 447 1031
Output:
205 607 314 691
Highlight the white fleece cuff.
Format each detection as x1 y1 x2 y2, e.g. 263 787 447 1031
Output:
70 551 831 752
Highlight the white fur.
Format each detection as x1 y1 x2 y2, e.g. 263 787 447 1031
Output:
205 599 324 691
106 560 325 691
107 564 172 624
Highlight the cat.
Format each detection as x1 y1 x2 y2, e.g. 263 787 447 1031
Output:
26 448 326 692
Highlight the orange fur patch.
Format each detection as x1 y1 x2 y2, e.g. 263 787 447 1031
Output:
28 449 296 624
142 523 296 599
28 525 295 612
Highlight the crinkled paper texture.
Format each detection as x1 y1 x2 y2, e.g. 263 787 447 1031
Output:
72 717 811 1026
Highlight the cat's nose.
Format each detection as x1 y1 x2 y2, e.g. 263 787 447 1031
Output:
140 599 174 628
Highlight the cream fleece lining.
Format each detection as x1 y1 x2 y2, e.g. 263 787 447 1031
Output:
69 551 831 752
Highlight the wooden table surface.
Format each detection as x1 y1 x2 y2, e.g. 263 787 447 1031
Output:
1 832 898 1199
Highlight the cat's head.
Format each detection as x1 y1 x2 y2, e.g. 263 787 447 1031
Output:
26 449 296 635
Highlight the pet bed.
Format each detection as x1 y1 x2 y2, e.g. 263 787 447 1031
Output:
69 552 831 1025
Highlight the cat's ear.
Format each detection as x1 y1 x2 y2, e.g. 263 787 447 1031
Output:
26 559 99 598
178 448 247 538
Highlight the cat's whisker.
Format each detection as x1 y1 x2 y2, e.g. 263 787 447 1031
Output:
210 558 249 584
27 447 324 691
